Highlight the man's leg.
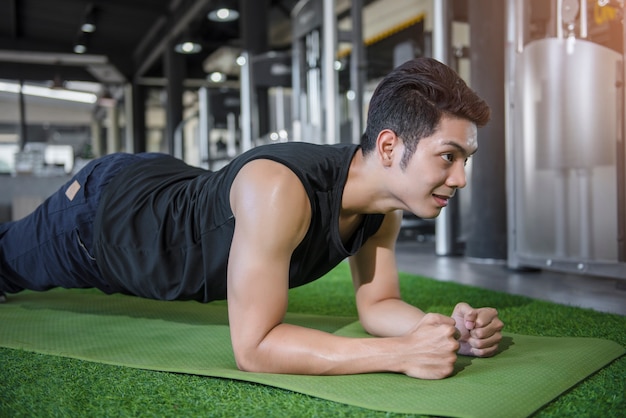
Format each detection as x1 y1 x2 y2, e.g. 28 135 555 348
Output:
0 152 165 297
0 167 104 294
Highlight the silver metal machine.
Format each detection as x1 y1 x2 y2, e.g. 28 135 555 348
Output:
291 0 365 145
291 0 336 144
506 0 626 278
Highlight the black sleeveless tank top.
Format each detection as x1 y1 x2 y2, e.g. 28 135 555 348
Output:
93 142 385 302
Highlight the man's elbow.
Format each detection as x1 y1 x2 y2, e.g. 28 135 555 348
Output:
232 345 265 373
357 313 382 337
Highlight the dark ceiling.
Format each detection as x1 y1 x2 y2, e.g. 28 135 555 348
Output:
0 0 299 86
0 0 462 94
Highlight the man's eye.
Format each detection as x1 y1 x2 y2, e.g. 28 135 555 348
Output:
442 153 454 163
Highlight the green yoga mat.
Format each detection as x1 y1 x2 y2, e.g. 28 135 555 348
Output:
0 288 623 418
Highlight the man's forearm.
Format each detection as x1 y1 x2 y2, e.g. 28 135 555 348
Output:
234 322 405 376
358 298 426 337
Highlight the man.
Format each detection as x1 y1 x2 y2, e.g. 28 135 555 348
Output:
0 57 503 380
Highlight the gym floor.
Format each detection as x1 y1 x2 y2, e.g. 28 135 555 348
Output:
394 238 626 316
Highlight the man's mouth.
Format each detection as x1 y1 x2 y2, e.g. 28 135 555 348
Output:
433 194 451 207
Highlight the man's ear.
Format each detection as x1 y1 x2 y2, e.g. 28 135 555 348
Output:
376 129 400 167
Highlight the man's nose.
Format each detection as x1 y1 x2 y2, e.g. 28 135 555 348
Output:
447 162 467 189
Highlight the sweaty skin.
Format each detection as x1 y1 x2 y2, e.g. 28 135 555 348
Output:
227 116 503 379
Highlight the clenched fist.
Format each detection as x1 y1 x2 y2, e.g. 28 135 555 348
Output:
400 313 460 379
451 302 504 357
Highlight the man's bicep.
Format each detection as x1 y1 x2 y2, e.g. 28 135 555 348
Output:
227 224 290 347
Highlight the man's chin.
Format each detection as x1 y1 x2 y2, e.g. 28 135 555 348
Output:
411 208 441 220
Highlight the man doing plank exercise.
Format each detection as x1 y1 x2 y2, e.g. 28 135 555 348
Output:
0 57 503 379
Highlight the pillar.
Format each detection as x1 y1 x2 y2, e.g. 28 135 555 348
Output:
466 0 508 261
164 42 185 155
240 0 269 138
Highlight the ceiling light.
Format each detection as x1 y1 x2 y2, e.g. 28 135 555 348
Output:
208 8 239 21
235 55 247 66
208 72 225 83
74 34 88 54
81 5 97 33
81 22 96 33
25 85 98 103
74 43 87 54
174 41 202 54
0 81 97 104
208 1 239 22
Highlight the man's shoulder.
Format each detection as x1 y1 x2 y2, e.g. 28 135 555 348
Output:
234 142 357 176
249 141 357 154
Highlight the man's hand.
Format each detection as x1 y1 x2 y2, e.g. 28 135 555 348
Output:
451 302 503 357
400 313 460 379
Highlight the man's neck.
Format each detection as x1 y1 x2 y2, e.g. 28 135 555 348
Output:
341 149 395 216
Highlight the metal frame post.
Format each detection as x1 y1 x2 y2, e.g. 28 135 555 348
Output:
350 0 365 145
198 87 211 169
322 0 338 144
433 0 457 256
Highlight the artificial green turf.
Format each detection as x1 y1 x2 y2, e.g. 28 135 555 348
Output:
1 262 624 417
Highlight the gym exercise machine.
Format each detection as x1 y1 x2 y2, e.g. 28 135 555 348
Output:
506 0 626 279
291 0 365 145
